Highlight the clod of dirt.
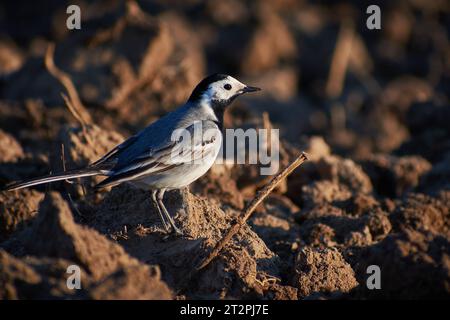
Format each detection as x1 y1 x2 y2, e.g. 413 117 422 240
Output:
0 129 25 163
343 227 373 247
381 77 433 115
390 192 449 235
192 164 244 210
250 210 299 262
25 192 134 279
288 154 373 206
92 185 285 299
303 136 331 161
58 125 124 168
0 189 44 242
22 192 162 284
87 264 171 300
0 249 172 300
264 283 298 300
293 247 358 298
245 194 301 278
0 192 172 299
301 180 352 208
352 228 450 299
316 156 373 194
336 193 380 217
306 223 337 247
361 154 431 197
0 250 87 299
297 191 391 248
364 211 393 241
57 125 124 193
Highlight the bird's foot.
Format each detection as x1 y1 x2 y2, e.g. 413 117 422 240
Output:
161 227 184 241
170 225 184 237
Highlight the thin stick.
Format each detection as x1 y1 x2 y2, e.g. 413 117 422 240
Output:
45 43 92 127
60 144 86 218
195 152 308 271
325 21 354 98
60 143 73 184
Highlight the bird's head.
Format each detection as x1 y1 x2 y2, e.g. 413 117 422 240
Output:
188 74 261 112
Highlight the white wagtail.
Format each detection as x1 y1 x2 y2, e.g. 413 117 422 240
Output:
5 74 261 235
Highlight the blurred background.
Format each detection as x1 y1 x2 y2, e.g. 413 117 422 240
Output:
0 0 448 161
0 0 449 300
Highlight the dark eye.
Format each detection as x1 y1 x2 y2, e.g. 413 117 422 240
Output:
224 83 232 90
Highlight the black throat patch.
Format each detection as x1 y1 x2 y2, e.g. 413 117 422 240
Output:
209 99 227 130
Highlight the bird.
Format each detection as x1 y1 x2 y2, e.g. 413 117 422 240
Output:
4 74 261 236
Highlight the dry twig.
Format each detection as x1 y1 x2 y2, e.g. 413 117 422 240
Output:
45 43 93 128
325 21 354 98
45 43 95 147
195 152 308 271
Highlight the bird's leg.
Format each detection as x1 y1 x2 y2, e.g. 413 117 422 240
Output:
151 190 170 233
157 189 183 236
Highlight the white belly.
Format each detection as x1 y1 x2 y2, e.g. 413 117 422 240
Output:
130 136 221 190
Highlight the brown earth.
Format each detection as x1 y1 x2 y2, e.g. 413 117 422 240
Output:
0 0 449 299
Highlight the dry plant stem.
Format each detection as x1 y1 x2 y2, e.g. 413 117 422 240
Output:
325 21 354 98
60 143 73 185
195 152 309 271
45 43 93 127
45 43 95 148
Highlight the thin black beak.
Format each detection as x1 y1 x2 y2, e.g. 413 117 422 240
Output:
242 86 261 93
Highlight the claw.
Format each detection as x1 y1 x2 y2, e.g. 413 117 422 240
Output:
170 225 184 237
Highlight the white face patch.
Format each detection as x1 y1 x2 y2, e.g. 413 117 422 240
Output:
203 76 247 102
